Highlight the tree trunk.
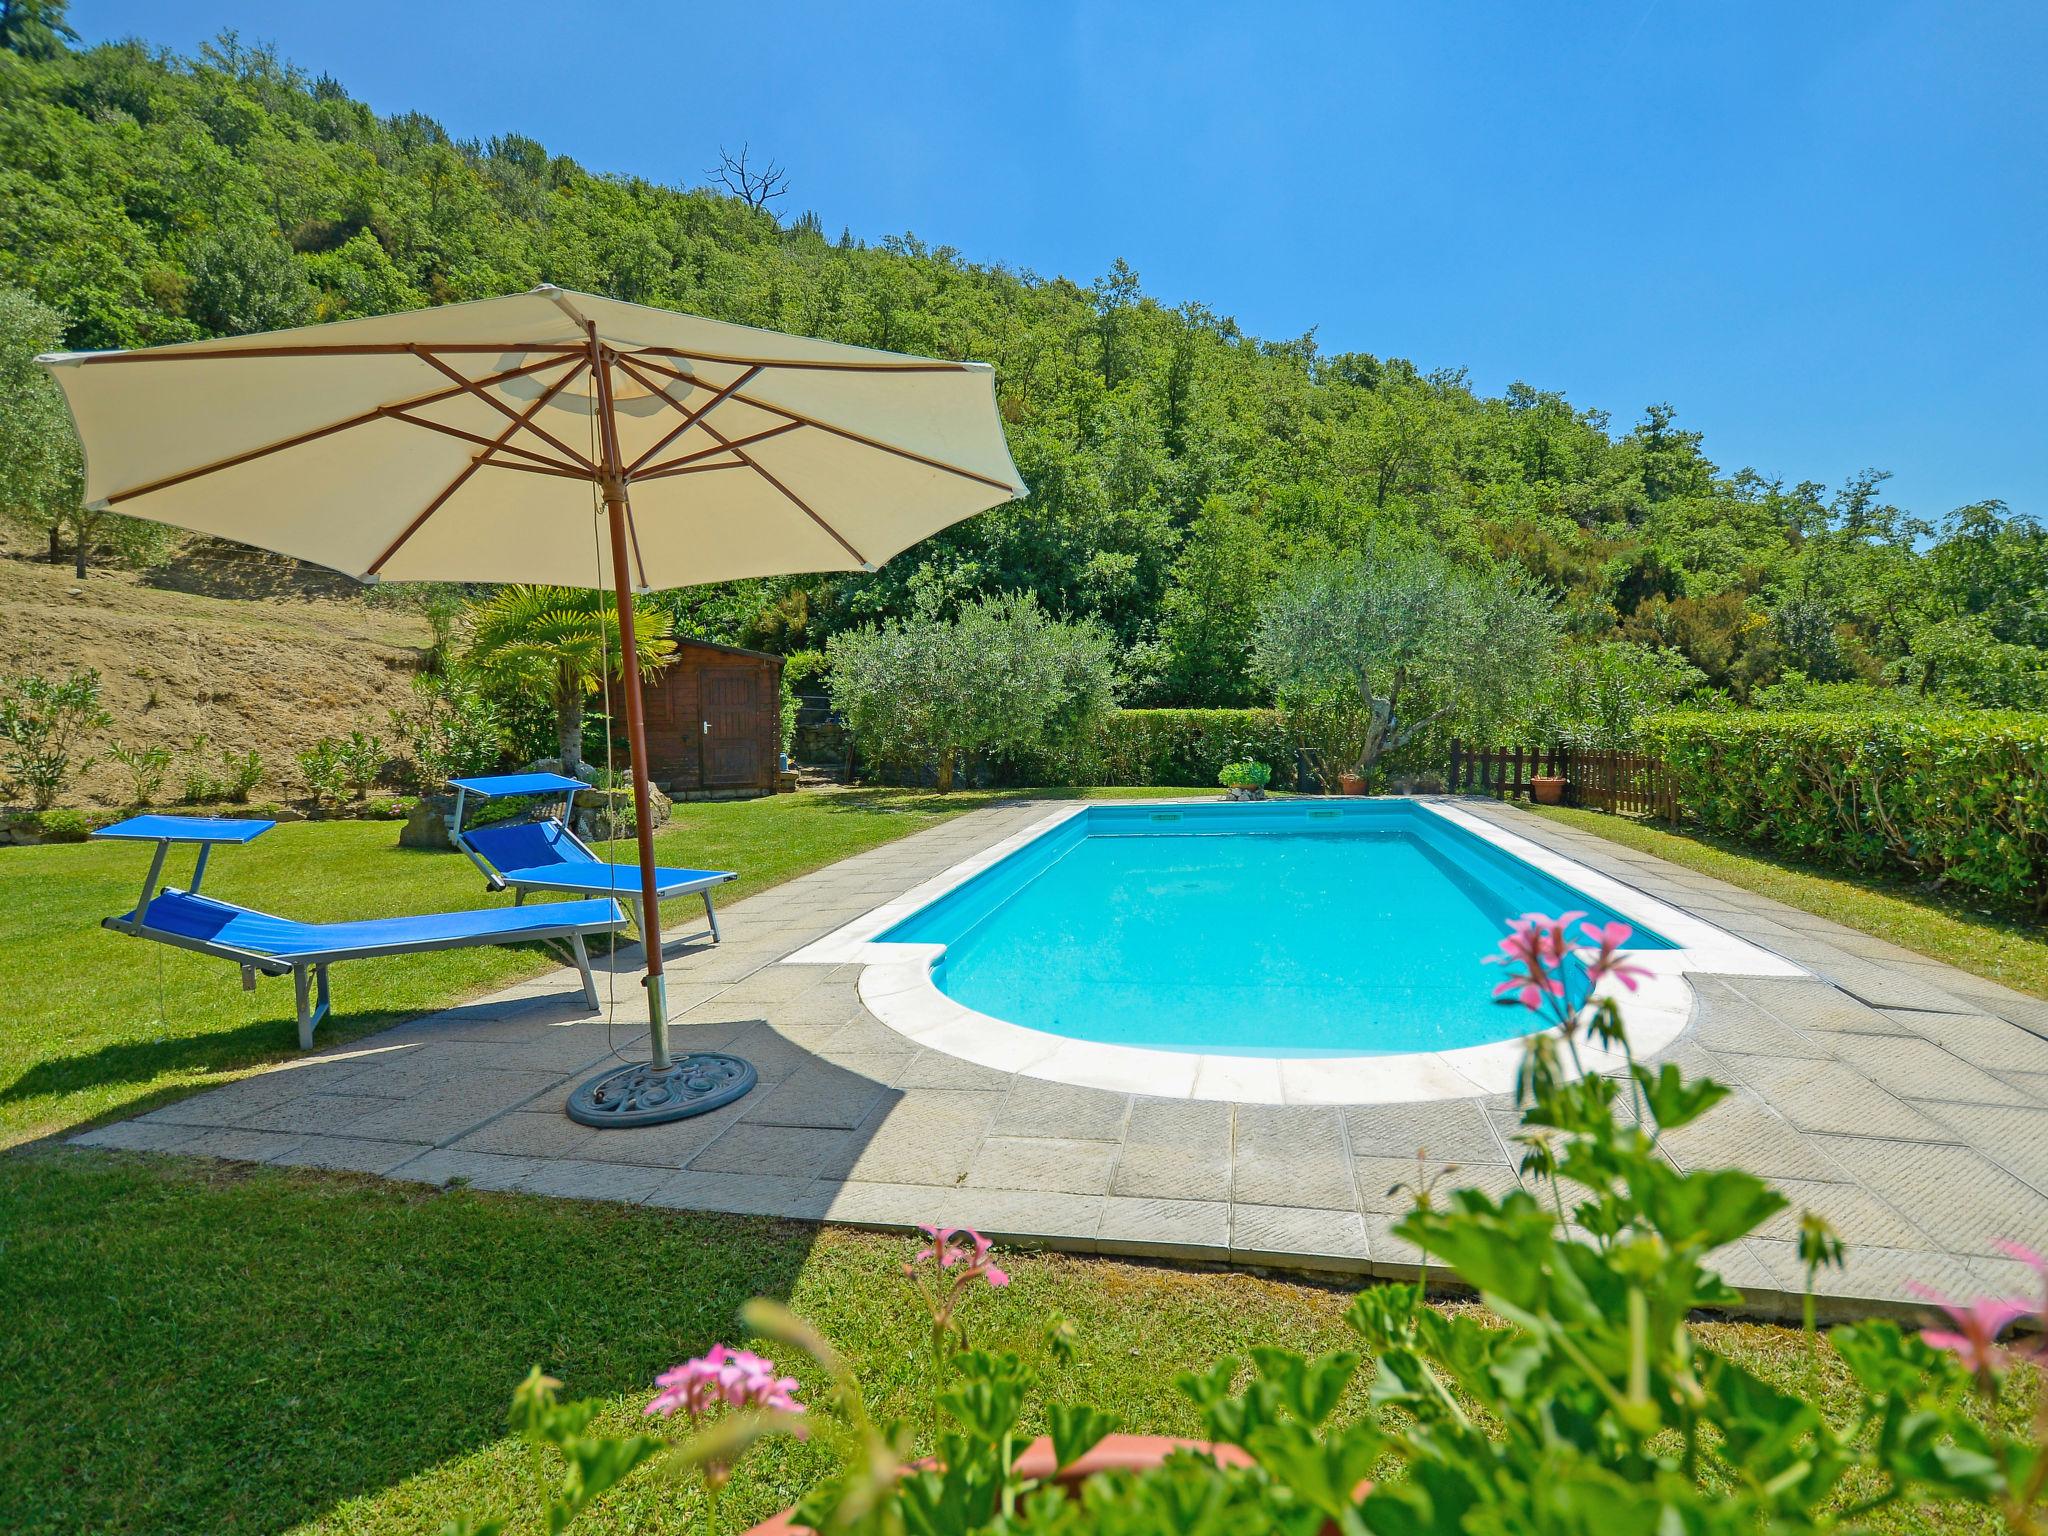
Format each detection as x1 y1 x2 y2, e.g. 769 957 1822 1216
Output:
935 747 955 793
48 524 60 564
556 695 584 773
73 542 87 580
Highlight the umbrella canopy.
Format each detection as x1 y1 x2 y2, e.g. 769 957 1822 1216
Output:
43 286 1024 1126
42 284 1024 585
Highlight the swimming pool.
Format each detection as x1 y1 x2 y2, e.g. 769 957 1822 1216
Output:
789 797 1798 1103
878 801 1674 1057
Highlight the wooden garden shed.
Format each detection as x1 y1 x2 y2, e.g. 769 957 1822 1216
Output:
639 639 785 799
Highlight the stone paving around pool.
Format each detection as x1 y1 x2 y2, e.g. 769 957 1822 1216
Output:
76 797 2048 1321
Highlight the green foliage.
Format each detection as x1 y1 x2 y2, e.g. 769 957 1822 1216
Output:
1524 640 1709 748
176 734 222 804
295 738 348 808
2 31 2038 704
389 671 504 788
1650 710 2048 915
464 586 675 774
0 665 108 807
0 284 170 575
217 747 263 803
1092 709 1291 788
827 592 1116 791
1217 759 1271 791
1252 544 1557 787
106 740 171 805
30 804 88 841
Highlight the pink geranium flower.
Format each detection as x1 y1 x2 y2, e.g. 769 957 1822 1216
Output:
1907 1283 2035 1377
1580 919 1653 994
646 1344 806 1421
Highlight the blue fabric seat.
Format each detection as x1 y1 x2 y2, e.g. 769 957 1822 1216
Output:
92 813 630 1050
126 888 625 961
449 776 736 945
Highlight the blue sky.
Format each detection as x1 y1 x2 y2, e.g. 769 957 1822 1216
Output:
74 1 2048 521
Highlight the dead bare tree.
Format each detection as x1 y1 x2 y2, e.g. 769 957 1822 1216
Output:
708 144 789 213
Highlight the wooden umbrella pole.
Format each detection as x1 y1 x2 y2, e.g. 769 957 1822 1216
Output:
591 334 672 1070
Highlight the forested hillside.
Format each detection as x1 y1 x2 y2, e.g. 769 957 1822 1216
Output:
3 13 2043 714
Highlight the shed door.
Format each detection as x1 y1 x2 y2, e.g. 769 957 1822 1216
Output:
700 664 771 788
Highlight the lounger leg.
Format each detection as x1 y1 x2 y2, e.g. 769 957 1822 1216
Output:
571 933 600 1011
628 897 646 945
513 888 526 907
293 964 333 1050
702 889 722 944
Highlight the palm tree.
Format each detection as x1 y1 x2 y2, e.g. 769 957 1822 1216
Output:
463 586 675 772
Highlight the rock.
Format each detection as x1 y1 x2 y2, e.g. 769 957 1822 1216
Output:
571 782 670 840
399 792 459 850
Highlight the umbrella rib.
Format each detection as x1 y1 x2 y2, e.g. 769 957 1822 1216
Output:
622 353 1018 495
624 460 749 482
63 341 586 363
613 356 869 566
99 354 582 508
366 358 591 577
622 365 762 476
383 409 585 472
626 345 974 374
408 347 598 474
634 420 804 479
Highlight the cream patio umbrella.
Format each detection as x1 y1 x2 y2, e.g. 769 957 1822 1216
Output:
42 285 1025 1125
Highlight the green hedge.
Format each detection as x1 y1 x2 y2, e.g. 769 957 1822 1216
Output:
1094 709 1295 788
1646 711 2048 915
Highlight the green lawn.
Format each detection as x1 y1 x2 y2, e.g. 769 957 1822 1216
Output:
0 786 1187 1147
0 1152 2028 1536
1525 804 2048 1000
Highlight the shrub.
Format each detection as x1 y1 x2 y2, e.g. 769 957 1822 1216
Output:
336 730 386 798
1093 708 1292 788
828 593 1116 791
296 738 349 808
1251 546 1556 788
33 807 89 843
1218 759 1271 790
218 748 263 803
389 672 503 788
0 668 111 809
1649 710 2048 915
1523 640 1708 748
107 742 173 806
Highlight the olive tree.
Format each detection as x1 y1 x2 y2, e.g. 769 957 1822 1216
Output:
0 286 169 576
1250 545 1557 787
826 592 1116 791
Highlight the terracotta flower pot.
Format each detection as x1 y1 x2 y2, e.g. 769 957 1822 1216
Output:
1336 772 1366 796
742 1435 1267 1534
1531 775 1566 806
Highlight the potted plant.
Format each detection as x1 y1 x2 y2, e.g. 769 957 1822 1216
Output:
1530 772 1566 805
1217 760 1270 802
1335 769 1366 796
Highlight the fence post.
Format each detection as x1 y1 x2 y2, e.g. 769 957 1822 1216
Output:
1449 739 1463 793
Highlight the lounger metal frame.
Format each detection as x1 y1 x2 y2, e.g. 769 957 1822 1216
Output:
96 816 624 1049
448 775 732 944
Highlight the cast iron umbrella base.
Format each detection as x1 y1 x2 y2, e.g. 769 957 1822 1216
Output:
566 1051 757 1128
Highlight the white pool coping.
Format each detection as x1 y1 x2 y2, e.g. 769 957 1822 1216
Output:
784 797 1805 1105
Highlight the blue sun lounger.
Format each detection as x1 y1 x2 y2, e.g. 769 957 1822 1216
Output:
95 815 628 1049
447 773 735 945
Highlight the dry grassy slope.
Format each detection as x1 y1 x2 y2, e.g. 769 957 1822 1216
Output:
0 533 431 808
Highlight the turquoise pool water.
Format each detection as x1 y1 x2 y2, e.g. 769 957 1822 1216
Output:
880 802 1673 1057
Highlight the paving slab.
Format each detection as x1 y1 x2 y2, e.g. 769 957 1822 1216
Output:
71 793 2048 1322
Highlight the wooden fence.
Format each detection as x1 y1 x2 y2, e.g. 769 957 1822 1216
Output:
1447 742 1678 820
